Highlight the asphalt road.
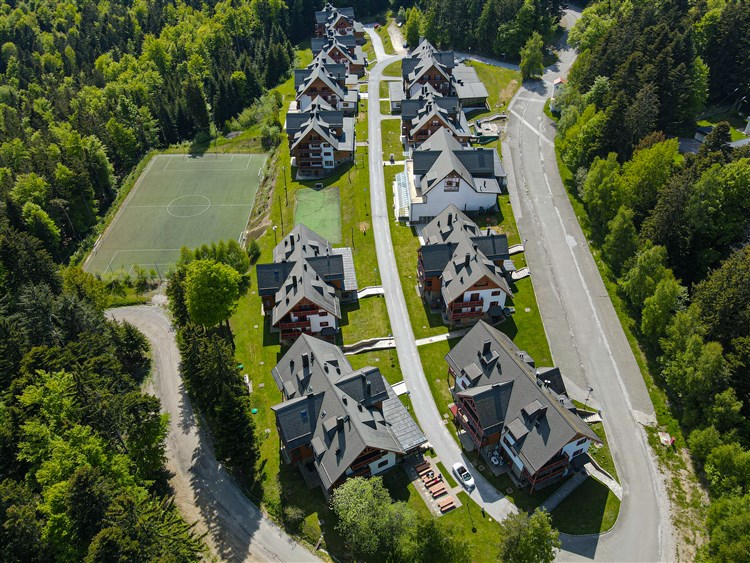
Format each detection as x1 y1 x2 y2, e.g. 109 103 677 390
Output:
504 8 674 562
107 305 318 563
365 27 517 522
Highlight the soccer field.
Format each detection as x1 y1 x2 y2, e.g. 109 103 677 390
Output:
85 153 267 276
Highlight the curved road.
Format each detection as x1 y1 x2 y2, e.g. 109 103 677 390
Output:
370 11 674 561
504 8 674 562
107 305 318 563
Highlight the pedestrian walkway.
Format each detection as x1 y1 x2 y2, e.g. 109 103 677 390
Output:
539 471 588 512
585 462 623 500
415 328 472 347
357 285 385 298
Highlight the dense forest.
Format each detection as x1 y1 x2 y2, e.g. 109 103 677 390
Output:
0 0 312 559
396 0 565 58
0 0 299 261
555 0 750 559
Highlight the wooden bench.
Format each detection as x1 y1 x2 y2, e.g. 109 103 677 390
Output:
423 476 441 488
431 486 447 499
415 461 430 474
417 465 433 477
421 472 437 483
438 497 455 512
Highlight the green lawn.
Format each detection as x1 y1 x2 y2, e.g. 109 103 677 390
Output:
348 348 402 385
356 99 368 141
383 59 402 77
464 61 520 121
381 118 403 159
551 478 620 534
698 112 749 142
339 296 391 344
363 36 376 64
379 80 391 98
588 421 619 482
376 22 396 55
380 100 392 114
383 469 505 562
436 461 458 488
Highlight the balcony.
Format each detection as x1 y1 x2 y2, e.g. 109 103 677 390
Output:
280 329 312 340
450 309 483 320
279 320 311 330
451 299 484 309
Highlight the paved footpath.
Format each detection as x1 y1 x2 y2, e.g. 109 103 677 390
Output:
365 26 517 522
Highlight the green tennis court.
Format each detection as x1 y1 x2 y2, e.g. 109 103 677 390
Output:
85 153 267 276
294 187 342 243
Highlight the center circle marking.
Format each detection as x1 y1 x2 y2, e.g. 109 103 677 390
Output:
167 195 211 218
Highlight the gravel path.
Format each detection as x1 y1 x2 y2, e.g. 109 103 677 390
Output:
107 305 318 563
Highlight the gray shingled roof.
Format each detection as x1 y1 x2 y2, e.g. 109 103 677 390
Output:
294 56 348 90
315 4 356 24
285 104 343 139
402 39 455 82
446 321 599 473
411 129 504 195
401 94 461 121
439 239 511 304
407 94 472 140
296 63 347 101
274 224 333 263
271 260 341 325
451 65 489 102
290 110 354 153
419 206 512 300
271 336 426 490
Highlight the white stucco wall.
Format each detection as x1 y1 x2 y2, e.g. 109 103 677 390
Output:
369 451 397 475
307 312 337 332
562 438 591 460
453 286 507 311
409 177 498 222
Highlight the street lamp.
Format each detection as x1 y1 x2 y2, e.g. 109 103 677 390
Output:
273 225 278 245
584 386 594 410
282 166 288 206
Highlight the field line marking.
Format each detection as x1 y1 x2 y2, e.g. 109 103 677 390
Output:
128 203 254 208
113 248 183 252
239 154 269 246
83 154 159 271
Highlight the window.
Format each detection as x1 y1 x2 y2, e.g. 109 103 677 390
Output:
576 438 587 446
490 301 498 307
319 311 327 317
320 322 329 327
491 290 501 296
572 448 584 457
377 458 390 468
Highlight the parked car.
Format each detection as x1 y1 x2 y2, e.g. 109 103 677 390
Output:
403 41 408 49
397 21 403 27
374 23 380 29
452 462 475 491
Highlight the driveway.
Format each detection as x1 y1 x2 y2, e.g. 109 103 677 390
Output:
107 305 318 563
365 26 517 523
504 7 674 562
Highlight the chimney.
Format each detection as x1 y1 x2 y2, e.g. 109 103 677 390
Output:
336 416 344 430
483 340 491 355
289 235 294 247
465 253 470 267
302 353 309 368
448 213 453 226
366 381 372 396
292 276 298 289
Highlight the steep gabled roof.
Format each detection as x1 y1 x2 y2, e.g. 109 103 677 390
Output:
274 224 333 263
271 336 425 490
439 240 511 304
315 3 356 24
296 63 347 100
446 322 600 473
271 260 341 325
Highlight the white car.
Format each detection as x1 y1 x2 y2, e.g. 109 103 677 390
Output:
452 462 475 491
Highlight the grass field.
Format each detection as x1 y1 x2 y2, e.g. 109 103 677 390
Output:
294 187 341 243
464 61 520 121
85 153 266 275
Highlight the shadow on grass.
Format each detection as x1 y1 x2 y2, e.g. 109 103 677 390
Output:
551 478 618 535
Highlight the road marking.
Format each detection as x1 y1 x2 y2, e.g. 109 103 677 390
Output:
510 109 554 146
